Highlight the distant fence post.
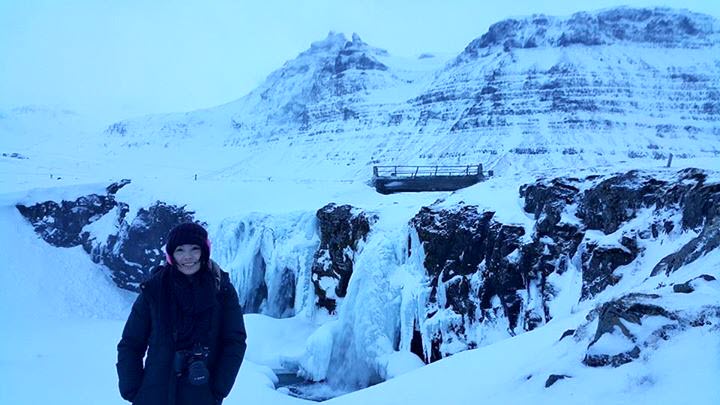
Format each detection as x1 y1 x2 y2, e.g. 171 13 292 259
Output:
373 166 378 177
666 153 673 168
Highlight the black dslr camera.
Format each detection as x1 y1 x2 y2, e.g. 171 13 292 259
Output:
174 344 210 386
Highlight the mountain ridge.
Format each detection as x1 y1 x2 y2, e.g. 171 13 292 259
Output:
461 6 720 57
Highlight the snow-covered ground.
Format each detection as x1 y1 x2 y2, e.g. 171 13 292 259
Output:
1 148 719 403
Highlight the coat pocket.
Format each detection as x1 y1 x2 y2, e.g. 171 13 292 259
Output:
132 359 171 405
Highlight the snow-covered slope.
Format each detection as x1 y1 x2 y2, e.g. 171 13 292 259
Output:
0 204 133 322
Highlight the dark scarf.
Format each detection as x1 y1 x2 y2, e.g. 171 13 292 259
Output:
169 265 217 349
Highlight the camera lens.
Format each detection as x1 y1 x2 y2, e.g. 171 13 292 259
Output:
187 361 209 386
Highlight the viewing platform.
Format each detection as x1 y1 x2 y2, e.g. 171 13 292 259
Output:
372 164 491 194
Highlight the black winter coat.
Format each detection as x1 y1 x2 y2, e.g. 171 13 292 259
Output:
117 262 247 405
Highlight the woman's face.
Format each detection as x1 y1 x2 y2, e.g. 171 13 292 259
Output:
173 244 202 275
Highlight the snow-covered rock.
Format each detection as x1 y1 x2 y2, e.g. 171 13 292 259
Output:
15 180 200 290
311 203 374 313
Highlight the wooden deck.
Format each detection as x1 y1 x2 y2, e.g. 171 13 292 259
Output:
372 164 490 194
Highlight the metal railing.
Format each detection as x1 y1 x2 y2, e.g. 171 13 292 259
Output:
373 164 483 178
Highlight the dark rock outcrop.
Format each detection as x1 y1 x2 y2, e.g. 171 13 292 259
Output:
577 171 667 234
672 274 717 294
311 203 373 313
16 179 131 247
519 178 585 318
411 206 531 361
584 345 641 368
679 177 720 230
16 180 200 291
559 329 575 341
520 177 580 236
93 202 199 291
581 293 720 369
652 218 720 276
581 236 640 299
577 168 719 236
574 168 720 281
545 374 571 388
583 294 675 367
402 168 719 364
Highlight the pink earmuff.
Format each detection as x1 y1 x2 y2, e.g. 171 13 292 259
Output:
165 250 173 265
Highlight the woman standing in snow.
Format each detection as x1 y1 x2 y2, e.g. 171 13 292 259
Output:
117 222 247 405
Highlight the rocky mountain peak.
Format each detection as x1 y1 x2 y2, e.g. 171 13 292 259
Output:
233 30 393 127
308 31 349 54
299 31 386 63
334 32 388 74
350 32 363 45
462 7 720 57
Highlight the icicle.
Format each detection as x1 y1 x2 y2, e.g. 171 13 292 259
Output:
212 211 320 317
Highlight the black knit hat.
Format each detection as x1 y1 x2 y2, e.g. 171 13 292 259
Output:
165 222 210 265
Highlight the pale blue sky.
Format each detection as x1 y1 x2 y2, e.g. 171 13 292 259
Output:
1 0 718 121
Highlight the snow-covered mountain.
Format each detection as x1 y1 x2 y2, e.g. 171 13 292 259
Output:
0 105 98 152
102 7 720 180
